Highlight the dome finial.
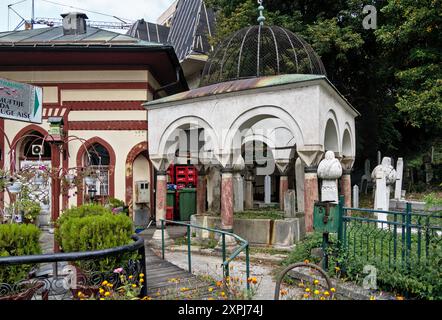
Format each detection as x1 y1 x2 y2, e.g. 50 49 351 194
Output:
257 0 266 25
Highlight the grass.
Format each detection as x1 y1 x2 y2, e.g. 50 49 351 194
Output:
235 209 284 220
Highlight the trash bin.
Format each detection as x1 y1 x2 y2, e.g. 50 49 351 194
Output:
179 188 196 221
166 190 176 221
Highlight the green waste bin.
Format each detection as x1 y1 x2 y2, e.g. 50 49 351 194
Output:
166 190 176 220
179 188 196 221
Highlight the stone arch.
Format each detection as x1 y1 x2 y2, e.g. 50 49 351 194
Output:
323 110 340 153
342 123 353 157
157 116 220 164
76 136 116 205
125 142 153 216
224 105 304 157
10 125 49 172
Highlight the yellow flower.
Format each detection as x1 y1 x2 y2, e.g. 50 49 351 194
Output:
396 296 404 300
180 287 189 292
335 266 341 272
104 292 111 297
298 282 305 287
102 280 108 286
107 283 113 288
220 292 226 297
99 288 105 295
208 287 214 292
132 284 137 288
139 273 145 278
100 298 105 300
324 291 330 296
314 290 320 295
330 287 336 293
140 279 144 283
304 259 310 264
313 279 319 285
370 296 376 300
303 293 309 299
77 291 83 297
320 296 326 300
129 275 133 280
216 281 222 287
305 288 311 293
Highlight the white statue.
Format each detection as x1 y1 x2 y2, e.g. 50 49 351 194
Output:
318 151 343 203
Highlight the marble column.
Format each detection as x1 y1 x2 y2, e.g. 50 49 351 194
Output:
151 170 172 246
340 170 352 207
220 169 234 231
233 172 244 212
304 166 319 233
207 166 221 213
295 158 305 212
279 175 289 210
197 168 207 215
244 170 254 210
264 175 271 204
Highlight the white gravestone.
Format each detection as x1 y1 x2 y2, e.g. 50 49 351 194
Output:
372 157 397 225
284 189 297 218
317 151 343 203
394 157 404 200
353 185 359 208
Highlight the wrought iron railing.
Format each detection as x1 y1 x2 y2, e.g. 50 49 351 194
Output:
338 196 442 271
160 219 251 290
0 235 147 300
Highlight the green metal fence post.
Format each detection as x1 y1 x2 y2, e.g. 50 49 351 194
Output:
161 219 165 260
222 233 229 278
187 225 192 273
406 202 412 271
245 244 250 291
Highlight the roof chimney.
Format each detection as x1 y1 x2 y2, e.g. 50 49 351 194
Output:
61 12 89 35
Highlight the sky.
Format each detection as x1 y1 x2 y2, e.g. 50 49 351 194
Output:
0 0 176 32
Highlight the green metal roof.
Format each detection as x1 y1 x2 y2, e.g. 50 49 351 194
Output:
145 74 325 105
0 26 163 48
144 74 360 116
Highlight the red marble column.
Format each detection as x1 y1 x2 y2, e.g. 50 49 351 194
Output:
304 167 319 233
279 175 289 210
340 170 352 208
220 169 234 231
155 171 167 228
197 170 207 215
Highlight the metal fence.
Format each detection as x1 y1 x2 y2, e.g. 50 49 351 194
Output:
160 219 251 290
338 196 442 271
0 235 147 300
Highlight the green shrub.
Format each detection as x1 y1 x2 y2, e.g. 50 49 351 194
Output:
0 224 41 284
55 204 113 244
58 213 135 272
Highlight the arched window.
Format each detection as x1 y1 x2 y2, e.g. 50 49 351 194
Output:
22 131 51 159
84 143 110 197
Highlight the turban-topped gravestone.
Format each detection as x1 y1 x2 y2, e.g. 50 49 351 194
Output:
318 151 343 203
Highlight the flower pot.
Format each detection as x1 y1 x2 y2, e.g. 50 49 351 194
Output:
7 182 22 194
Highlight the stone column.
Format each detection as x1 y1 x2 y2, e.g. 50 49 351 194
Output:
196 168 207 215
233 172 244 212
340 170 352 207
207 166 221 213
304 166 319 233
151 170 172 246
244 170 254 210
221 168 234 231
264 175 271 204
295 158 305 212
279 175 289 210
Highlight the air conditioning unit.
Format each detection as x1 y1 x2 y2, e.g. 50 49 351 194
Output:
31 144 43 156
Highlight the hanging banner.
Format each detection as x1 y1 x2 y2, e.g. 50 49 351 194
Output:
0 78 43 124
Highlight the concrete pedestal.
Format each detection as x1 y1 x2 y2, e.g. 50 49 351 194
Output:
150 172 171 246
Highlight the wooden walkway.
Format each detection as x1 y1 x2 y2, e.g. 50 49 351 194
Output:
140 227 215 298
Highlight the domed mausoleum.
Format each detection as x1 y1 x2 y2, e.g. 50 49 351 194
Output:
200 25 326 86
143 2 359 248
